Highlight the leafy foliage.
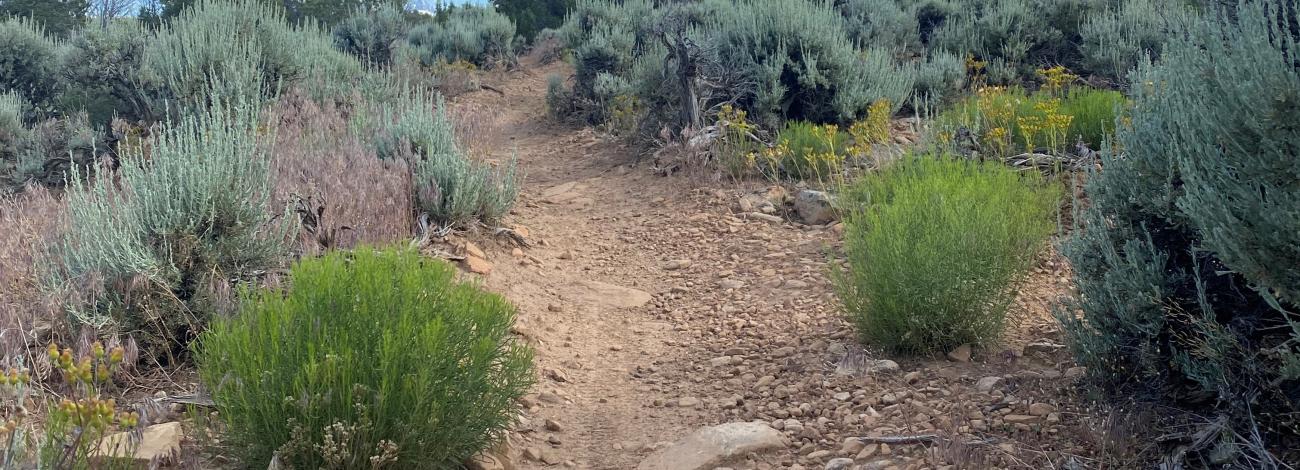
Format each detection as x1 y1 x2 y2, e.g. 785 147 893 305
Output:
58 22 153 125
0 17 59 112
197 248 533 469
378 92 517 227
939 84 1125 158
493 0 573 43
407 5 517 68
0 0 87 38
142 0 363 111
332 3 407 67
1059 0 1300 462
56 84 291 358
836 156 1059 354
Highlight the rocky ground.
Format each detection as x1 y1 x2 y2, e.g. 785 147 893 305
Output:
437 59 1124 470
94 58 1121 470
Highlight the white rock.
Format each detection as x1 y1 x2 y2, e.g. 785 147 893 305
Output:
94 421 182 466
635 422 787 470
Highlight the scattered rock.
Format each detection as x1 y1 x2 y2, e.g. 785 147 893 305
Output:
544 419 564 432
1004 414 1039 424
794 190 837 225
1029 403 1057 416
745 212 784 224
464 255 494 275
94 421 182 466
947 344 972 362
865 359 899 373
546 368 570 383
975 376 1003 392
635 422 786 470
677 397 701 408
663 259 693 271
464 242 487 259
825 457 855 470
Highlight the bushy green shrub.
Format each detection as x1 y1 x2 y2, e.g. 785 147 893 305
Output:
557 0 917 133
332 4 408 67
1059 0 1300 460
58 22 153 125
772 120 850 182
835 156 1059 354
375 91 518 227
143 0 363 110
0 17 59 112
56 84 290 356
708 0 913 126
939 85 1125 157
197 248 533 469
911 50 966 107
407 6 517 68
1079 0 1197 85
930 0 1098 83
837 0 920 51
0 91 97 193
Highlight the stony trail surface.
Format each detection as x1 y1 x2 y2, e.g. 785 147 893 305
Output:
449 59 1103 470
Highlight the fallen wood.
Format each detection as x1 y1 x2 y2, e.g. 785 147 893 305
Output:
852 434 940 445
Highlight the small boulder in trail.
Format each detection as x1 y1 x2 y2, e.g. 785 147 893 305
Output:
635 422 787 470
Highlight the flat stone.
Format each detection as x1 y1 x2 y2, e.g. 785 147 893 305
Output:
635 422 786 470
541 182 578 199
464 255 493 275
825 457 855 470
1004 414 1039 424
975 376 1003 392
94 421 182 465
947 344 972 362
579 281 652 309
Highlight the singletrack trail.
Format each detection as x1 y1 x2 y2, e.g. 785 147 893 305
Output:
450 59 1095 470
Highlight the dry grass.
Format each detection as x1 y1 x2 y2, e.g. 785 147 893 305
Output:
269 92 415 255
449 101 503 158
0 185 65 364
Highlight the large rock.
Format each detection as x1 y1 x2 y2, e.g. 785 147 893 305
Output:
635 422 786 470
794 190 837 225
95 421 183 466
579 281 652 309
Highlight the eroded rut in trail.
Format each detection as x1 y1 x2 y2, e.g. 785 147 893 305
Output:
450 60 1096 470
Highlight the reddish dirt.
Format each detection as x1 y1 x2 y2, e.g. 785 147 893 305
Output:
447 58 1118 470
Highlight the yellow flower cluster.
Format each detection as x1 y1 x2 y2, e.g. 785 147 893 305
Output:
1037 65 1078 95
716 104 763 178
45 341 138 430
849 99 892 153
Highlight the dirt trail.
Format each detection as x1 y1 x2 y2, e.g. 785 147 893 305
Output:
450 60 1094 470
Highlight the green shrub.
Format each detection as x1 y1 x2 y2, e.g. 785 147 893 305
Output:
930 0 1098 84
772 120 850 182
0 17 59 111
407 6 517 69
57 22 153 125
835 156 1059 354
143 0 363 110
196 248 533 469
375 91 518 227
56 84 290 356
708 0 913 126
545 73 574 119
939 85 1125 157
837 0 920 51
1079 0 1197 85
0 91 97 193
1059 0 1300 460
911 50 966 107
332 4 408 67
